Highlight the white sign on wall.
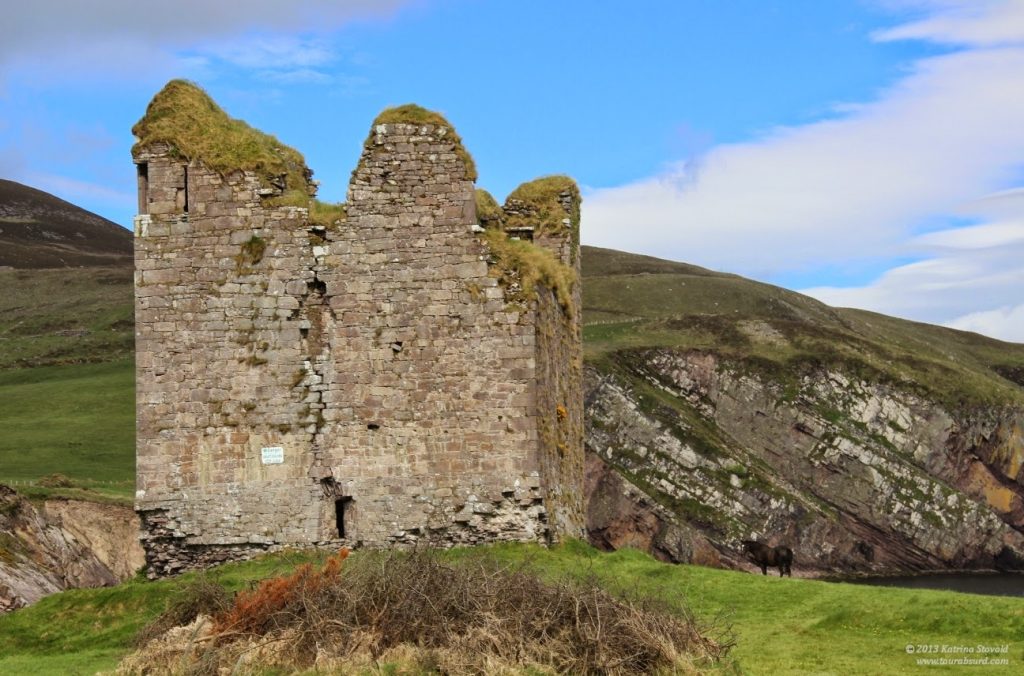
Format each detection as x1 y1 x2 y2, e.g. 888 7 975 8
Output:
261 447 285 464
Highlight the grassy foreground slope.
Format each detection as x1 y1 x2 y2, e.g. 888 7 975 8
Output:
581 246 1024 408
0 542 1021 675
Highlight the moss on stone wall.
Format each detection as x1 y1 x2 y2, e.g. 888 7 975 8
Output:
132 80 312 193
484 229 576 315
504 176 581 239
268 190 347 228
370 104 477 181
475 189 503 228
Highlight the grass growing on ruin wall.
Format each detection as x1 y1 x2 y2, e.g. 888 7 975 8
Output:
370 103 478 181
484 228 577 315
504 175 581 240
4 543 1024 675
132 79 311 192
475 188 503 227
268 189 347 228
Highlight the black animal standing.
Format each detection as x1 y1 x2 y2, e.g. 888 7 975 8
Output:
741 540 793 577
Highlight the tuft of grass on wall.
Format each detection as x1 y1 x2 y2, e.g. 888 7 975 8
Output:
474 188 503 228
132 79 312 193
504 175 581 240
484 228 577 315
268 189 347 228
369 103 478 181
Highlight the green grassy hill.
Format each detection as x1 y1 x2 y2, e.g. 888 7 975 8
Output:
581 246 1024 408
0 542 1020 675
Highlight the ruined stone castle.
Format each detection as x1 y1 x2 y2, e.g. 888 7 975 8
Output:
132 81 583 575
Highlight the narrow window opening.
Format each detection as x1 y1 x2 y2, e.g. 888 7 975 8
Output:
136 163 149 214
335 497 352 538
174 166 189 214
367 423 380 431
299 327 310 339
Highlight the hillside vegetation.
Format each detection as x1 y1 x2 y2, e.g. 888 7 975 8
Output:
582 246 1024 409
0 267 134 369
0 543 1021 675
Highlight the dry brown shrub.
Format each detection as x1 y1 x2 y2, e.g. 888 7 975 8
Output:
134 577 233 648
38 473 74 488
124 548 727 675
116 614 216 675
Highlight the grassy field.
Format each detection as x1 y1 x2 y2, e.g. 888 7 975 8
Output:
0 359 134 499
0 542 1020 675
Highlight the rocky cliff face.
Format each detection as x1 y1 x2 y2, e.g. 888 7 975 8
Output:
584 350 1024 574
0 486 144 612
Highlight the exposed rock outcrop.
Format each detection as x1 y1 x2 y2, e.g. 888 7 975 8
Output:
0 486 143 612
584 350 1024 575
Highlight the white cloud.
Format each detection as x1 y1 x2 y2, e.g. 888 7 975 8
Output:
583 0 1024 342
24 171 135 210
803 182 1024 340
0 1 411 84
874 0 1024 46
912 220 1024 249
260 68 335 85
947 304 1024 342
205 37 337 70
583 46 1024 277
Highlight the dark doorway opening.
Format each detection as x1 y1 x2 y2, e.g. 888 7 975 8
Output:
335 497 352 538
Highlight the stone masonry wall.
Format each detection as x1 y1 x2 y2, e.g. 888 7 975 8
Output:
134 116 583 575
523 189 584 538
134 143 325 575
312 122 552 547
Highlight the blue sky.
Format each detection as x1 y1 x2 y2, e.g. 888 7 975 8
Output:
3 1 1024 340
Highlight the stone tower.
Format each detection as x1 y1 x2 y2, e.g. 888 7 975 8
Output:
132 81 583 575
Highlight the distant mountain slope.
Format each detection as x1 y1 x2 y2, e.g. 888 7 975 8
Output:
580 245 1024 574
0 181 134 368
0 179 132 268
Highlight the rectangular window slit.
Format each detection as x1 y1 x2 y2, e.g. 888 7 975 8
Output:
137 163 149 215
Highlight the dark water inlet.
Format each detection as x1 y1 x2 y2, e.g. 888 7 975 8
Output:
833 573 1024 598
